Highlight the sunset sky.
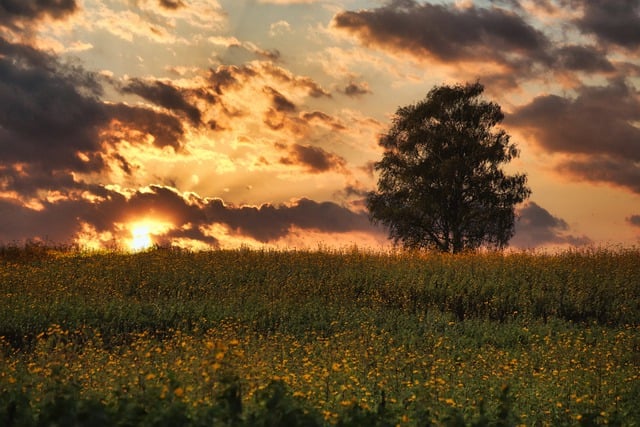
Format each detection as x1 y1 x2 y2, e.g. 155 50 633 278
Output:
1 0 639 251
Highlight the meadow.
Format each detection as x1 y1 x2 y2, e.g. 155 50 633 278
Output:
0 244 639 426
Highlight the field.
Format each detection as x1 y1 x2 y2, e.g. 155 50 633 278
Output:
1 245 639 426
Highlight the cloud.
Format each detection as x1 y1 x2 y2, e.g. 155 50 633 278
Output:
201 62 336 136
300 111 346 131
0 34 191 197
257 0 320 3
332 0 550 70
210 36 282 62
0 1 385 250
557 156 640 194
158 0 185 10
628 215 640 227
511 202 592 248
508 79 640 192
205 62 331 110
330 0 633 88
509 80 640 159
0 0 78 28
258 62 331 98
120 78 202 125
279 143 347 173
0 184 382 248
265 86 297 112
204 196 379 242
106 104 185 151
342 81 371 97
555 44 615 72
0 197 80 245
208 64 256 94
269 20 291 37
0 38 107 175
91 5 182 44
575 0 640 49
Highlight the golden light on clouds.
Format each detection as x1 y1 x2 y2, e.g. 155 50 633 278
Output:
1 0 638 251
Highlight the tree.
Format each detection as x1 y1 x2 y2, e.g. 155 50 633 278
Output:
367 82 531 253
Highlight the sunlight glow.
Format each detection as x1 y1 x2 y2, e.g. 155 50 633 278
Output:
129 224 153 251
126 220 172 252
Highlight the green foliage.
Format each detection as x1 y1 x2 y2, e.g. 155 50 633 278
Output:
0 245 638 426
1 246 637 347
367 81 531 253
0 377 579 427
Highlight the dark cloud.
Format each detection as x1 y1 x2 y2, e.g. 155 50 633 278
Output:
225 44 281 63
0 33 191 198
576 0 640 49
511 202 592 248
332 0 550 69
0 185 381 247
161 227 218 247
555 45 615 72
264 109 287 130
508 79 640 192
259 62 331 98
334 182 371 208
203 197 379 242
342 81 372 97
300 111 346 131
265 86 296 112
557 156 640 194
158 0 185 10
0 167 100 199
121 78 202 125
509 80 640 159
261 88 296 130
0 198 80 245
0 38 107 175
279 143 347 173
0 0 77 27
628 215 640 227
208 65 253 94
107 103 185 151
301 111 333 122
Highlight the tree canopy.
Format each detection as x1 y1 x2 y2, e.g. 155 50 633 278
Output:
367 82 531 253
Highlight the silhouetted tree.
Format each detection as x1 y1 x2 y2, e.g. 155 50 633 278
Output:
367 82 531 253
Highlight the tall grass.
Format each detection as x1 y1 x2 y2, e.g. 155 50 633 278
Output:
1 246 638 345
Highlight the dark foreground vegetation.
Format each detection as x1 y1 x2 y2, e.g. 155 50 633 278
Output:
1 245 639 425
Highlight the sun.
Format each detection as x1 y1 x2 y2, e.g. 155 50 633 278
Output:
125 219 173 252
129 223 154 251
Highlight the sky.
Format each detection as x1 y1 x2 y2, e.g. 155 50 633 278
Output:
0 0 639 251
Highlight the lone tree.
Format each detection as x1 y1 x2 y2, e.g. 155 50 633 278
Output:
367 82 531 253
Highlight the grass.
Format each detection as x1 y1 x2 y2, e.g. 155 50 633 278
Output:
1 245 639 425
